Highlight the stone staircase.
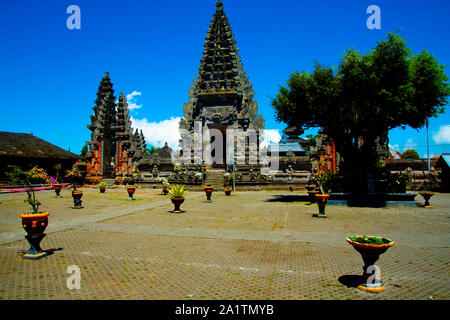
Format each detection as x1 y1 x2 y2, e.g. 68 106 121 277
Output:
101 179 116 187
203 169 225 190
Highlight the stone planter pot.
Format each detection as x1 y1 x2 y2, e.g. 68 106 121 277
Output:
19 212 50 260
53 184 62 198
224 189 232 196
127 186 136 200
314 194 329 217
346 236 395 293
171 198 185 213
72 190 83 209
419 192 435 208
204 187 214 202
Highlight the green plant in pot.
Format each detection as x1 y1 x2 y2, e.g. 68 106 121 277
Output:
5 165 50 260
222 173 234 196
98 182 107 193
204 183 214 202
346 235 395 293
313 171 330 218
168 184 188 213
156 177 170 195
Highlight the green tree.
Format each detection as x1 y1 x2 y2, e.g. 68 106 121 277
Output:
80 145 87 158
271 33 449 193
145 145 160 156
401 149 420 160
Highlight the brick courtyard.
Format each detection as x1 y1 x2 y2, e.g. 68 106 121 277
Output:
0 187 449 300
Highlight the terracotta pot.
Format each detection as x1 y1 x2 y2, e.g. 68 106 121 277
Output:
53 184 62 198
171 198 185 213
224 189 232 196
346 236 395 293
20 212 50 236
20 212 50 260
314 194 330 217
419 192 435 208
204 187 214 201
72 190 84 208
127 187 136 200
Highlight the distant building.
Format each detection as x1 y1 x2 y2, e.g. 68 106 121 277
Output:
436 153 450 192
0 131 79 183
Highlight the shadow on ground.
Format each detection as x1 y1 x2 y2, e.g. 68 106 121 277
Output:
264 195 310 203
338 275 365 288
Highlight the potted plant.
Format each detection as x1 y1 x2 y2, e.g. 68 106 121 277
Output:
53 182 62 198
222 173 234 196
313 172 330 218
346 235 395 292
388 173 409 193
126 185 136 200
98 182 107 193
306 184 319 204
419 190 435 208
204 184 214 202
71 184 84 209
65 160 84 186
5 165 50 260
47 175 62 198
168 184 188 213
156 177 170 195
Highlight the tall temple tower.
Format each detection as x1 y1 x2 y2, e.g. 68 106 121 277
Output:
85 72 146 184
179 0 265 168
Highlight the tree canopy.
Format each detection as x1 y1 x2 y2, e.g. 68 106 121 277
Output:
271 33 449 192
401 149 420 160
145 145 161 156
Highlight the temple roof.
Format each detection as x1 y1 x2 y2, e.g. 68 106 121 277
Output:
0 132 80 159
267 142 305 153
436 153 450 169
180 0 264 131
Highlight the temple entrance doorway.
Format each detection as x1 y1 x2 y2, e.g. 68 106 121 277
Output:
209 125 227 169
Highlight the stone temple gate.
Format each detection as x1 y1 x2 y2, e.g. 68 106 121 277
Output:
179 0 265 169
84 72 146 184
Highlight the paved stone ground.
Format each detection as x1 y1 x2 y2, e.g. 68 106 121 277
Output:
0 188 449 300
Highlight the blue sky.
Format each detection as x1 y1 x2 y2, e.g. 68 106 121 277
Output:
0 0 449 158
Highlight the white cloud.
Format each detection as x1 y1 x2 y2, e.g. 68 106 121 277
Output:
403 138 417 152
260 129 281 148
389 144 399 152
126 91 143 110
432 124 450 145
131 116 181 150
